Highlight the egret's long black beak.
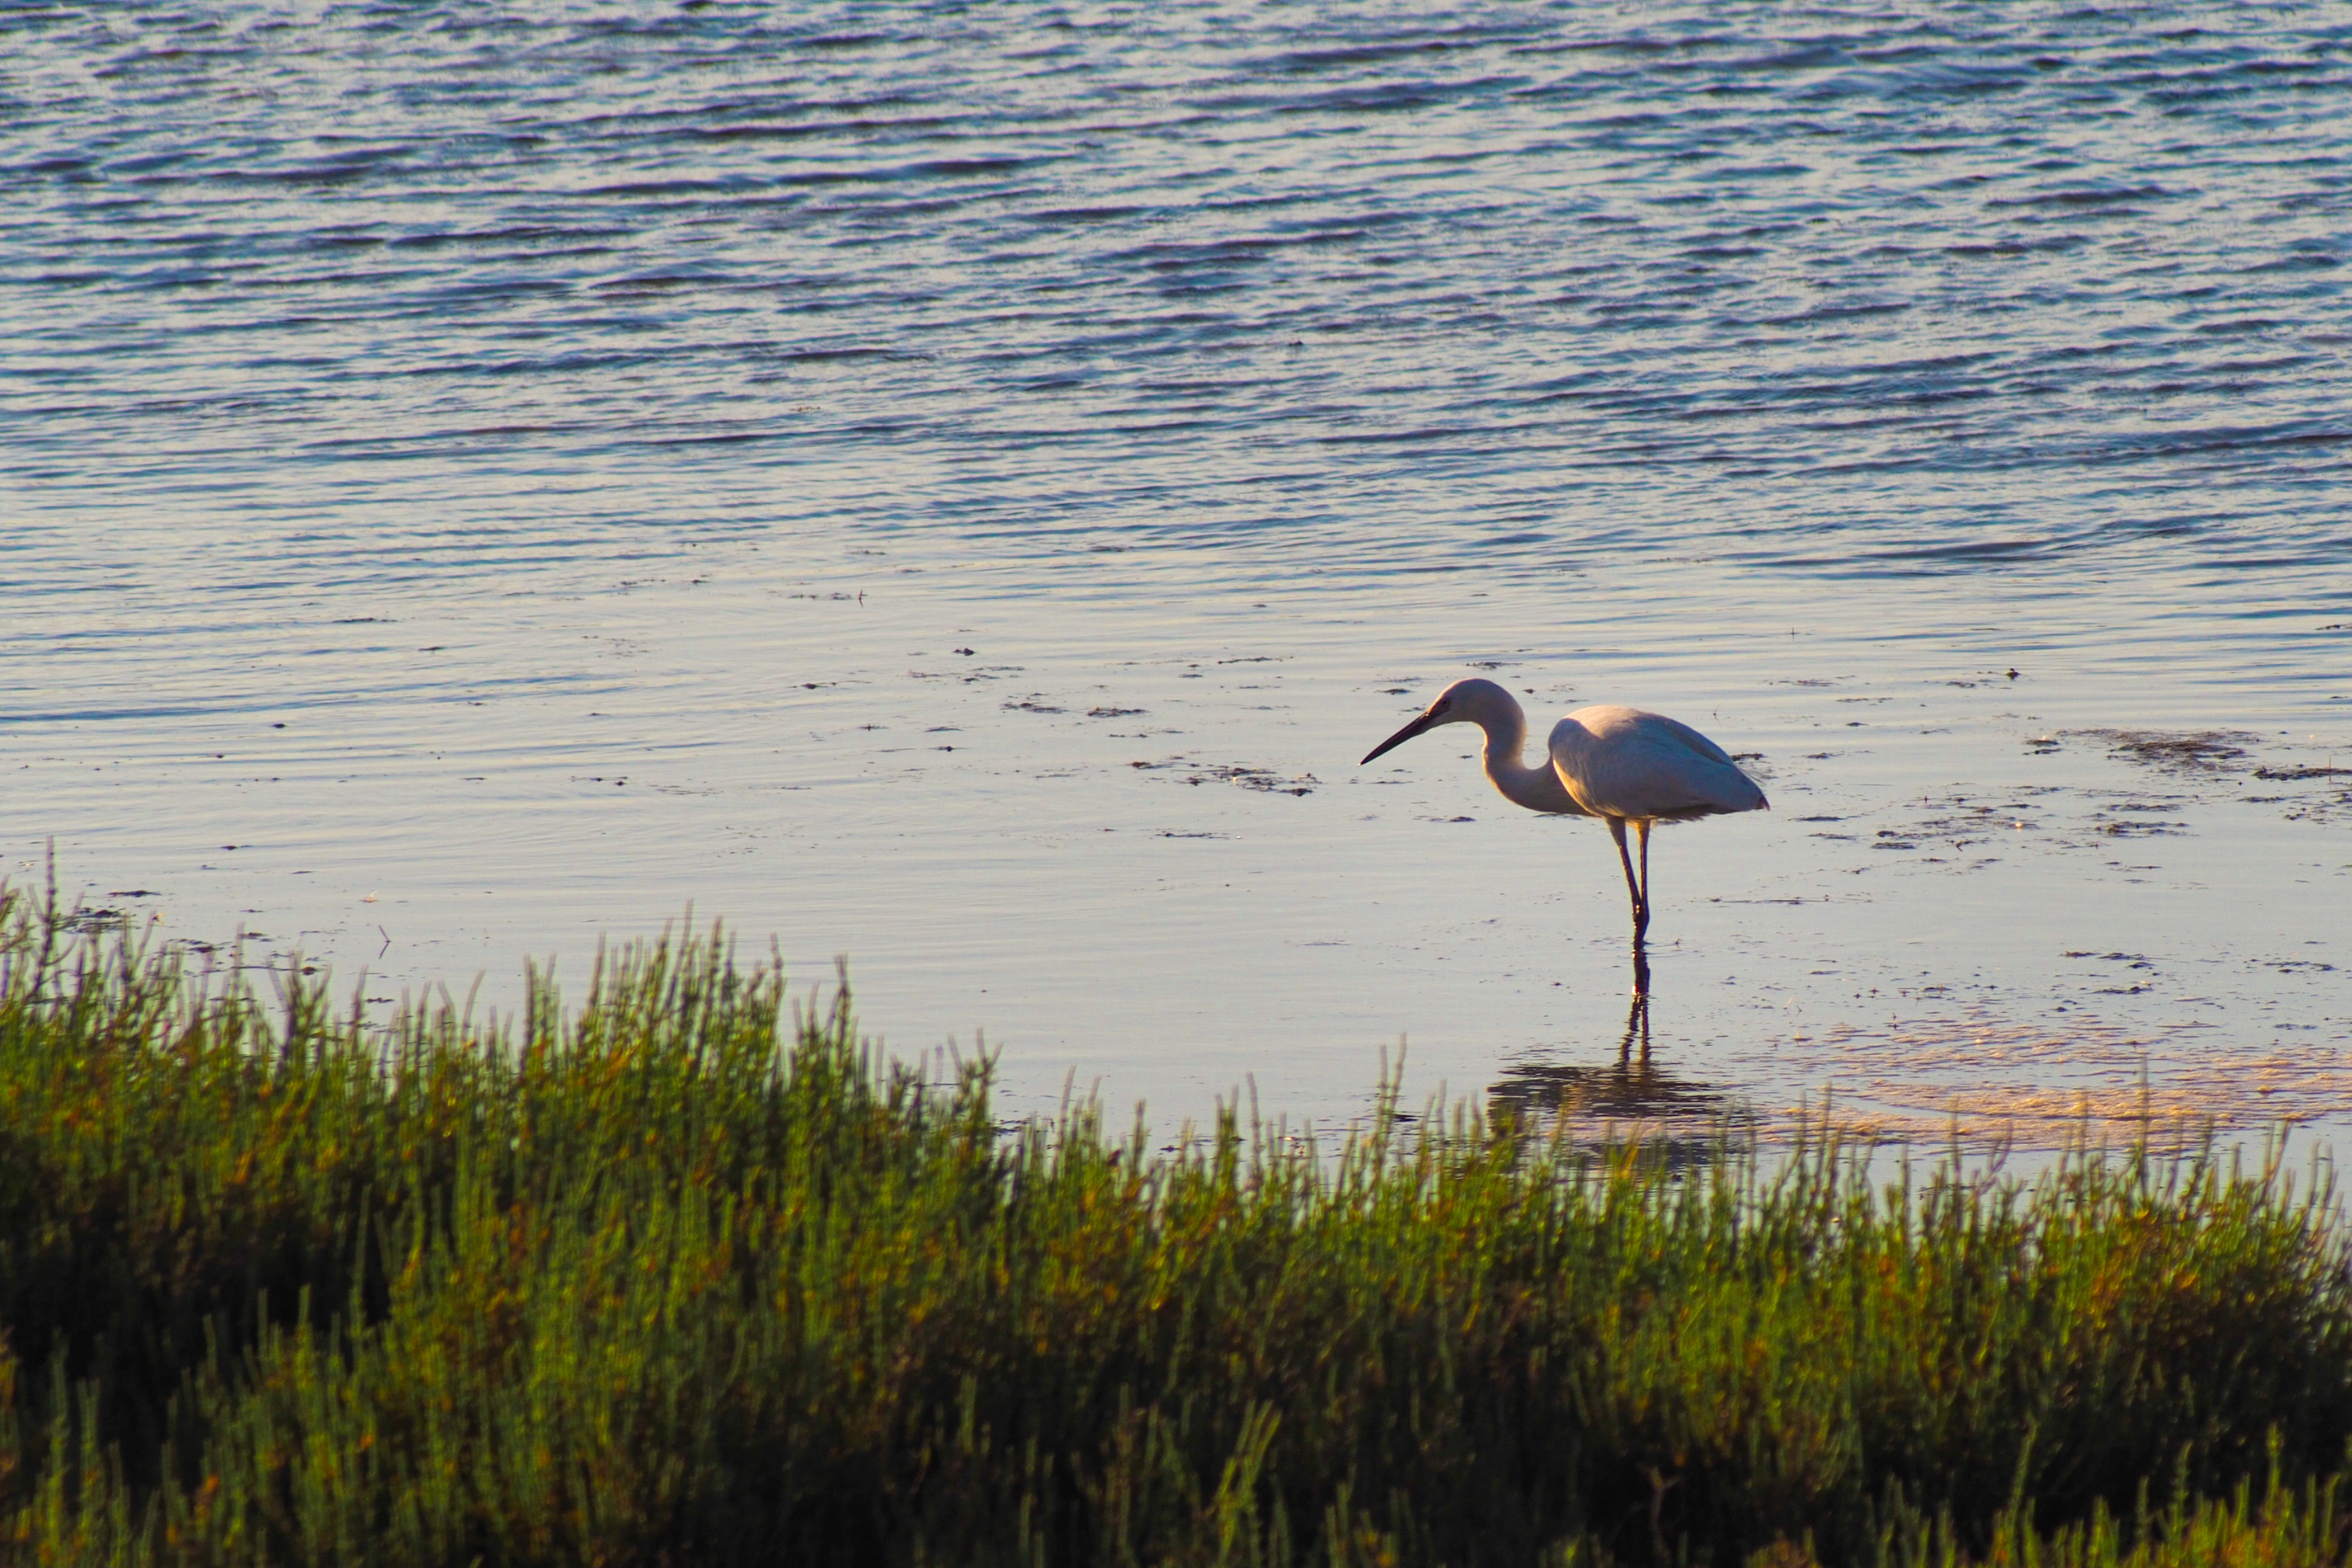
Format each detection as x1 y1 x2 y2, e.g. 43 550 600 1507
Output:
1360 710 1437 766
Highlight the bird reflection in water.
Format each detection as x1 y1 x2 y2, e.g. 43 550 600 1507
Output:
1487 996 1757 1165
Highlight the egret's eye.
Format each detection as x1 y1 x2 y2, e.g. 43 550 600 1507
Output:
1431 699 1450 715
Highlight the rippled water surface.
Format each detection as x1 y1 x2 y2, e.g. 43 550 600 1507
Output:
6 3 2350 1144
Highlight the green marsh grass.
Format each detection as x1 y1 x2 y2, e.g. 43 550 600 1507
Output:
2 882 2350 1566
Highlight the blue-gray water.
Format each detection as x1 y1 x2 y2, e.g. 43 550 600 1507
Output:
6 3 2349 1145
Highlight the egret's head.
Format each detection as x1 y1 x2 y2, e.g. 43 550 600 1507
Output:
1359 677 1515 765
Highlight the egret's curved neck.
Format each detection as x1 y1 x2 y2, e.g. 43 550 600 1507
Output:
1473 703 1574 814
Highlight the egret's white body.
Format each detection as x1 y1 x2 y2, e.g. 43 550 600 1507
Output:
1359 677 1766 991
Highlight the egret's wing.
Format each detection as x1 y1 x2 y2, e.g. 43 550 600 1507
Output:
1631 710 1737 768
1549 707 1768 819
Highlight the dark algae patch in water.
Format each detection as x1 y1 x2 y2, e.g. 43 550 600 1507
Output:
2078 728 2262 772
4 887 2352 1565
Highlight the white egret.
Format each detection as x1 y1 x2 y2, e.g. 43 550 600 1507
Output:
1359 677 1767 993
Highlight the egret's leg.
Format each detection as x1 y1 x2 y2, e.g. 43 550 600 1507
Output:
1607 818 1644 931
1609 818 1651 996
1634 819 1653 941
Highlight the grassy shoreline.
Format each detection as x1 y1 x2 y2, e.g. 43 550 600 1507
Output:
2 884 2348 1566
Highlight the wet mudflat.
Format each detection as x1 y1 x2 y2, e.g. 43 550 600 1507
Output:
9 543 2343 1151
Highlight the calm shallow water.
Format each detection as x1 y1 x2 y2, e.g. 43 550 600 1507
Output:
5 3 2349 1145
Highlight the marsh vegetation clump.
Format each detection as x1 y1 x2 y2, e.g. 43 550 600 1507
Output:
1 884 2350 1566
